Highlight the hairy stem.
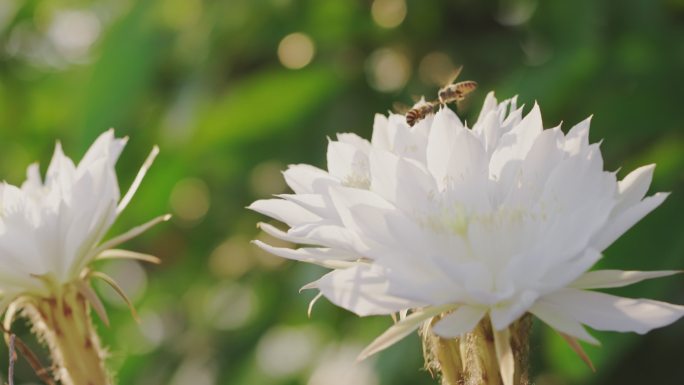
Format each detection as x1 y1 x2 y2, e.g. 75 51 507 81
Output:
422 314 532 385
23 283 110 385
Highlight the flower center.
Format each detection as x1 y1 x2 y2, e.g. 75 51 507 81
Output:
419 203 549 236
342 174 371 189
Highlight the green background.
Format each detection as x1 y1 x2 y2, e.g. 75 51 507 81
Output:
0 0 683 384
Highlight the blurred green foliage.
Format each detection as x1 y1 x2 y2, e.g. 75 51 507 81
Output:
1 0 684 384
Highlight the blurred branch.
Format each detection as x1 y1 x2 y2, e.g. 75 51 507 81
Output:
0 325 55 385
7 334 14 385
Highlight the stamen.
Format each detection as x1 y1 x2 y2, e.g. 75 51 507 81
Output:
493 324 514 385
91 214 171 258
91 272 139 322
307 292 323 318
96 249 161 264
75 281 110 327
117 146 160 215
559 332 596 372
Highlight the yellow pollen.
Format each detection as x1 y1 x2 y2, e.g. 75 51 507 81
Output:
343 174 371 189
418 203 548 237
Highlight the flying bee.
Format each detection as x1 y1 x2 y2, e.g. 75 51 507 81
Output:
437 66 478 108
405 98 437 127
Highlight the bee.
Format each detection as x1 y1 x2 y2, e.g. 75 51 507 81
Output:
405 98 437 127
395 66 476 127
437 66 478 108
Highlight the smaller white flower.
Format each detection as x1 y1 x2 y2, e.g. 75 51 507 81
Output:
0 130 169 316
251 93 684 385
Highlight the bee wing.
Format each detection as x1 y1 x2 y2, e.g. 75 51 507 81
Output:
393 101 411 114
410 94 423 103
456 99 469 112
445 65 464 85
456 93 474 111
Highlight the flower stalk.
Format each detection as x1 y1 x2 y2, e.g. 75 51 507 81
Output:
13 282 110 385
423 315 531 385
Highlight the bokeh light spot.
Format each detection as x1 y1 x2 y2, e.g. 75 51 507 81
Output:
170 177 211 224
47 10 101 63
277 32 315 69
256 326 321 378
209 235 254 278
308 344 379 385
169 357 216 385
365 47 410 92
249 160 287 197
161 0 203 30
496 0 538 26
419 51 457 87
121 310 166 355
0 1 19 32
371 0 407 29
203 282 256 330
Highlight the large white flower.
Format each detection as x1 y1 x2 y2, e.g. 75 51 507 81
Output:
251 93 684 384
0 129 168 309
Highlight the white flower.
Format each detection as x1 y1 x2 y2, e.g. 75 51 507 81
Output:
250 92 684 384
0 130 169 309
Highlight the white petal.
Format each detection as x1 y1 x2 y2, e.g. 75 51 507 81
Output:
282 164 336 194
474 91 498 128
536 151 617 258
432 305 486 338
426 108 462 185
278 193 333 219
248 198 321 226
501 105 523 133
46 142 76 192
535 248 603 292
78 129 127 169
489 103 543 178
316 264 425 316
369 148 434 207
478 110 501 154
591 192 669 251
542 289 684 334
257 222 312 244
489 290 539 330
564 116 592 155
515 102 543 137
513 127 565 202
442 125 488 184
327 140 370 187
288 222 364 252
336 132 371 153
392 116 431 161
357 305 454 361
615 164 655 211
20 163 43 195
529 299 599 345
327 185 396 245
371 114 392 151
570 270 681 289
